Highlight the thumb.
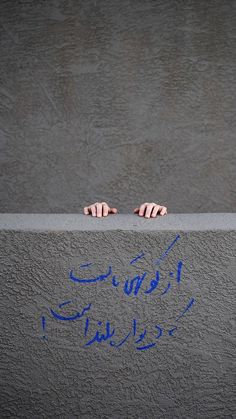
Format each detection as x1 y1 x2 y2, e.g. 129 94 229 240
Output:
133 208 139 213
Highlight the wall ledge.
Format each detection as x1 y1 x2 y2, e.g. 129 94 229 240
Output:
0 213 236 231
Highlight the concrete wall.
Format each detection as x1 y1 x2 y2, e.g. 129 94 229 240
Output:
0 0 236 213
0 214 236 418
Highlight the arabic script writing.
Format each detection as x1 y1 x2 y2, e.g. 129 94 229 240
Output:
40 234 196 351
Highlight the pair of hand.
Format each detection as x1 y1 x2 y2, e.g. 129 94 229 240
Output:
84 202 168 218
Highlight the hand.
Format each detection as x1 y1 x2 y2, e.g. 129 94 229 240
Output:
133 202 167 218
84 202 118 217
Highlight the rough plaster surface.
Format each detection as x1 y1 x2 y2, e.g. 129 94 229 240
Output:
0 214 236 418
0 0 236 213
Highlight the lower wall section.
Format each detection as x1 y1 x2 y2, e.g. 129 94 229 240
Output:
0 214 235 419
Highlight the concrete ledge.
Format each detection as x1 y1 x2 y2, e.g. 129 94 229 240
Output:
0 213 236 231
0 214 236 418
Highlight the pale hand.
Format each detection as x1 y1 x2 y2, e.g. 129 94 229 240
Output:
84 202 118 217
133 203 167 218
84 202 168 218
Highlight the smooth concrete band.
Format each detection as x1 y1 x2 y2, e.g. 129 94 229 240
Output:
0 213 236 231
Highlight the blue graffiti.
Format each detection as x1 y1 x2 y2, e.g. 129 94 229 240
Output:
50 301 92 321
69 259 183 298
68 235 183 298
40 234 196 351
69 265 112 284
82 298 195 351
84 320 115 346
130 252 145 265
155 234 181 265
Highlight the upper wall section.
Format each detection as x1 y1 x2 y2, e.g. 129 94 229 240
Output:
0 0 235 213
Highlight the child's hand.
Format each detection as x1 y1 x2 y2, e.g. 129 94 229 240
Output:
84 202 118 217
133 203 167 218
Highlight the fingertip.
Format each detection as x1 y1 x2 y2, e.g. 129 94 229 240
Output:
160 208 167 216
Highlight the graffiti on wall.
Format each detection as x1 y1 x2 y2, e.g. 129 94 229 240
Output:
40 234 196 351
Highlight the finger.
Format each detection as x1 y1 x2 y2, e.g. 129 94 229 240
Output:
133 208 139 213
109 207 118 214
102 203 109 216
91 205 96 217
160 206 167 216
138 203 147 216
151 205 161 217
96 203 103 217
84 207 89 215
145 203 155 218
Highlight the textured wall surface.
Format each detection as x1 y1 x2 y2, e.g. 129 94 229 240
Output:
0 214 236 418
0 0 236 213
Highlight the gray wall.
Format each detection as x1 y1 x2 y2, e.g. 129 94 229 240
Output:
0 214 236 418
0 0 236 213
